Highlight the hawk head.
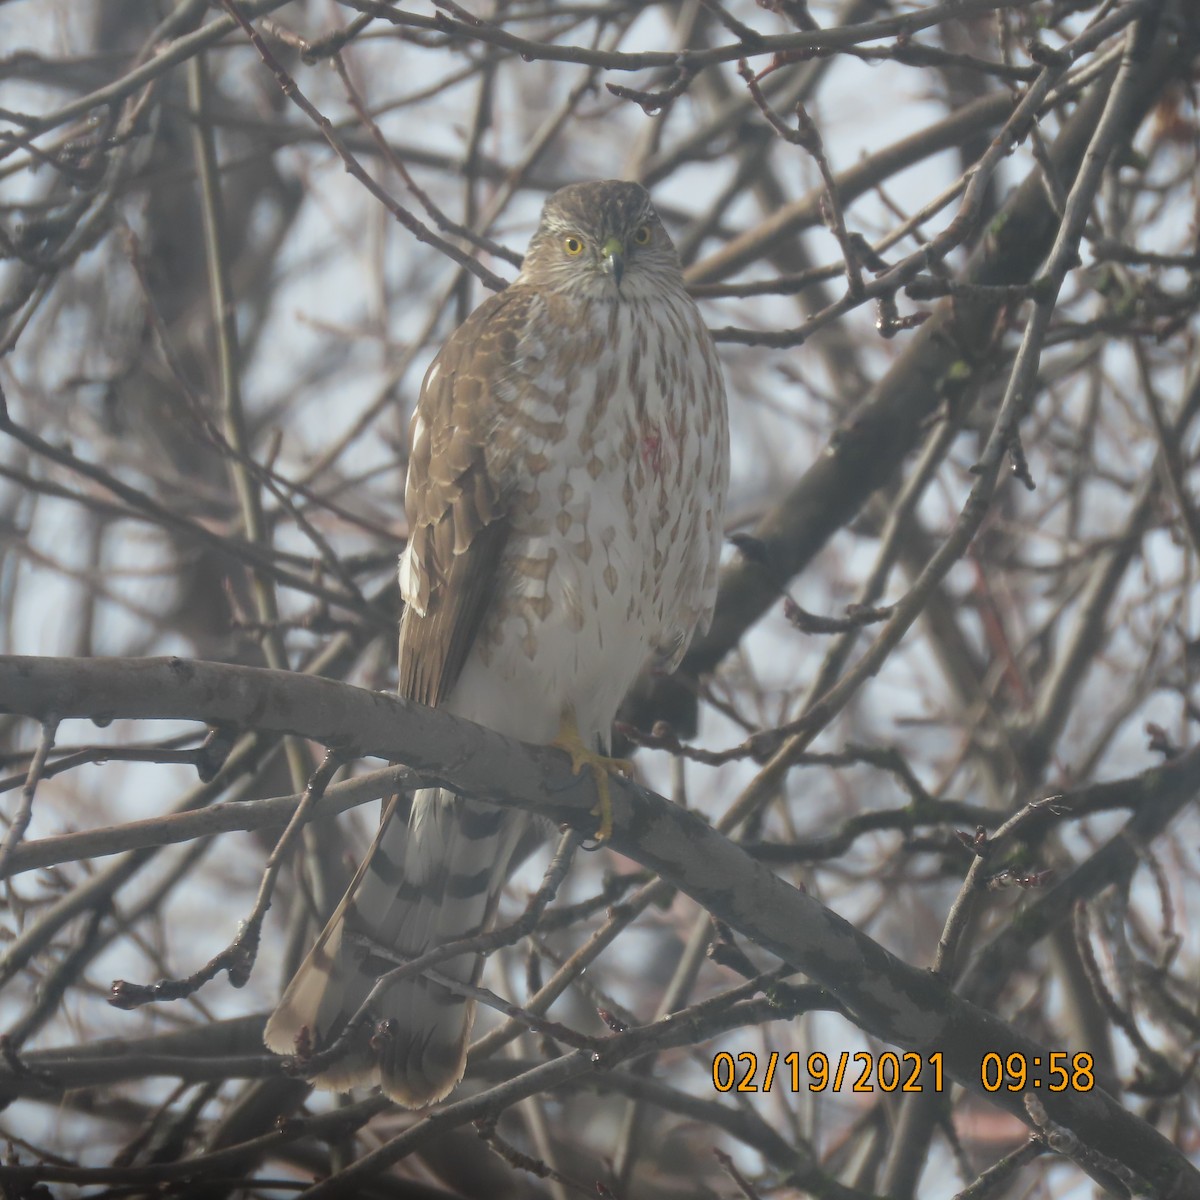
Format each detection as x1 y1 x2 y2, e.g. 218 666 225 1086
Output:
520 180 682 300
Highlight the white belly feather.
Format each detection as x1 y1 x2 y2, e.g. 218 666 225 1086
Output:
441 292 727 749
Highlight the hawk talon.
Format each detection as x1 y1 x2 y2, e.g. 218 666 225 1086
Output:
553 716 632 845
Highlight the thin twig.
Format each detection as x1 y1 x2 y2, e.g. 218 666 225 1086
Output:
108 750 344 1007
0 717 58 883
220 0 510 292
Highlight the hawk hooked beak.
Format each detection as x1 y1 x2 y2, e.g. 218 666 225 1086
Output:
601 236 625 289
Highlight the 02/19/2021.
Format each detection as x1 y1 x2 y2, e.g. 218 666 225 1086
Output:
712 1050 945 1094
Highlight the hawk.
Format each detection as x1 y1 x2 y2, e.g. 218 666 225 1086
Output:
264 180 729 1107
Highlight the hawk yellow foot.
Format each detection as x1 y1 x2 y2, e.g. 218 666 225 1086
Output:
553 715 633 843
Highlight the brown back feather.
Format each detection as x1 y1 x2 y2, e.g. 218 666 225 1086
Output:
399 288 534 706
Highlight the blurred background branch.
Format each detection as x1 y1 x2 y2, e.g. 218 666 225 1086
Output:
0 1 1197 1196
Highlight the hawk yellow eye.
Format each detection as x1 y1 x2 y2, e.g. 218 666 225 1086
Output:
632 225 652 245
563 236 584 255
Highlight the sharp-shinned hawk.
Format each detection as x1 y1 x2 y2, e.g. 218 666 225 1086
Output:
265 179 730 1106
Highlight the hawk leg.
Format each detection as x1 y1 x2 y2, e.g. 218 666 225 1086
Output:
553 711 633 843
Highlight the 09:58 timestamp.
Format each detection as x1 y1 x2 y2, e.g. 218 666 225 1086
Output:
981 1051 1094 1092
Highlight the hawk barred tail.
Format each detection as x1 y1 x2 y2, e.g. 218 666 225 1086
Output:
266 180 729 1107
263 790 528 1106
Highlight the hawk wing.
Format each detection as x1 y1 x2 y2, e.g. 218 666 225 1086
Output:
398 288 530 707
266 288 537 1104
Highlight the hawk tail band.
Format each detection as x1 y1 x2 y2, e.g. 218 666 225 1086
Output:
264 788 525 1107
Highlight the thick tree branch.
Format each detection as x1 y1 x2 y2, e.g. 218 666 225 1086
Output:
629 6 1195 734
